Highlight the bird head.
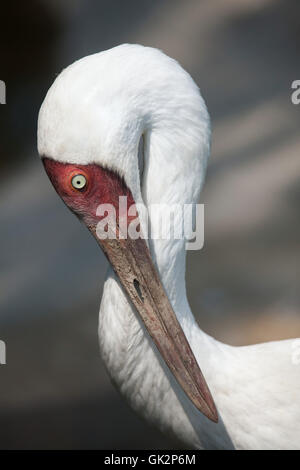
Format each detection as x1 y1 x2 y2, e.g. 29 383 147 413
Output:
38 44 217 423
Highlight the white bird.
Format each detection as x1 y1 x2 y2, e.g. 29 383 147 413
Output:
38 44 300 450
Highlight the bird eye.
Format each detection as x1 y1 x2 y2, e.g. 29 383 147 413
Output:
71 174 87 190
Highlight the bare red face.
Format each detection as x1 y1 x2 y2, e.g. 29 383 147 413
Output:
42 156 218 423
43 157 135 229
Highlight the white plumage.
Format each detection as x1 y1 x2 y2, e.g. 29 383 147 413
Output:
38 44 300 449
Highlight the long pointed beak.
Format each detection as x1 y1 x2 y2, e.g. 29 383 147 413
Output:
41 157 217 422
88 225 218 423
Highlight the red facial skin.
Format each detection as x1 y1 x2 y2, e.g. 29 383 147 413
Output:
42 158 137 231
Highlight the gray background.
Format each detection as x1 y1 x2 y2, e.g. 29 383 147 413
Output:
0 0 300 449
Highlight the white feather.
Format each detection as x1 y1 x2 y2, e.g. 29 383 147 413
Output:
38 44 300 449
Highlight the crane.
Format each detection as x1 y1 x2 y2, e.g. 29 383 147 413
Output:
38 44 300 449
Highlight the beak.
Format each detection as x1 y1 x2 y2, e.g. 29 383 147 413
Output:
88 223 218 423
41 156 217 422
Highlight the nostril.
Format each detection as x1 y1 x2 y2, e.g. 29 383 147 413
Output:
133 279 144 302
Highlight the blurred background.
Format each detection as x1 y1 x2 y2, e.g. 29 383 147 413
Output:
0 0 300 449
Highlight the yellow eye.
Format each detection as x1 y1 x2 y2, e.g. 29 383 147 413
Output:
71 174 87 190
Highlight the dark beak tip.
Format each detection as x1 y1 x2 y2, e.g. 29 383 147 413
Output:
210 409 219 424
91 225 219 425
200 399 218 423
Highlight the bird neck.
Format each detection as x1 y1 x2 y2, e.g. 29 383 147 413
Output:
136 83 209 316
98 113 231 448
96 50 226 445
